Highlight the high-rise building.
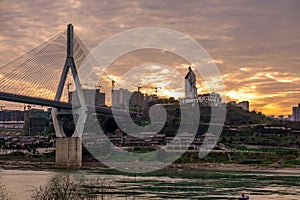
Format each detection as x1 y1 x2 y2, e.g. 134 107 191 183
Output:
237 101 250 111
129 91 144 110
292 103 300 122
112 88 132 109
227 101 237 107
69 89 105 107
0 110 24 121
292 106 298 121
144 94 159 109
297 104 300 122
112 88 163 111
25 116 49 135
290 103 300 121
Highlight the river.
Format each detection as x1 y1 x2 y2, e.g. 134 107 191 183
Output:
0 168 299 199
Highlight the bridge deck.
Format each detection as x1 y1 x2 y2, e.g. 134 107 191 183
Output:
0 91 137 116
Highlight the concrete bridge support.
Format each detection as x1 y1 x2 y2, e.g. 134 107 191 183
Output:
52 24 86 168
56 137 82 168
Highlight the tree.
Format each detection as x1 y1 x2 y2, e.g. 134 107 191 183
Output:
32 173 97 200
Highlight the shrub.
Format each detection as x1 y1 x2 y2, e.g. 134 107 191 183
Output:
239 160 263 164
32 173 97 200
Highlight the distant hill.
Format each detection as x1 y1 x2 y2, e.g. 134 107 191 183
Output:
225 106 269 125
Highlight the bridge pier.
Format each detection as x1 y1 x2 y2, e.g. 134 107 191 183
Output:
56 137 82 168
52 24 85 168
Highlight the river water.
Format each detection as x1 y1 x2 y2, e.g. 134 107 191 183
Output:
0 168 299 199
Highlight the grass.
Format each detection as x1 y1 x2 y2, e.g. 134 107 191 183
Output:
0 151 55 162
284 159 300 166
0 146 299 168
173 150 300 167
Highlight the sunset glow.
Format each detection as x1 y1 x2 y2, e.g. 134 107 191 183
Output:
0 1 299 116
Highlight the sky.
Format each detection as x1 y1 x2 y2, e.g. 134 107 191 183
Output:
0 0 299 115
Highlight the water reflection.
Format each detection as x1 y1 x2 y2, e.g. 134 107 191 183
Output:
0 169 299 199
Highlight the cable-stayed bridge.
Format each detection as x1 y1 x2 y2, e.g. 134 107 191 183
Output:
0 24 127 167
0 24 115 113
1 29 80 103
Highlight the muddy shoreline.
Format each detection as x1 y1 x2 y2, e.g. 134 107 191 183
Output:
1 160 299 174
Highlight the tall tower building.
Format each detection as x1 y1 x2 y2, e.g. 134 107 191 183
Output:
112 88 132 109
69 89 105 107
292 106 298 121
291 104 300 121
184 66 197 98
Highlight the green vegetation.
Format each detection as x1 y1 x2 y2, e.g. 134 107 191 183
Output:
173 149 300 166
225 107 269 125
1 102 300 169
0 151 55 162
284 159 300 166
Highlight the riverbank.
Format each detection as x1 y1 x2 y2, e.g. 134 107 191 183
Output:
1 160 300 174
168 162 300 174
0 148 299 174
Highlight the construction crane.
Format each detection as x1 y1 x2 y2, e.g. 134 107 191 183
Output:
132 84 142 92
102 75 115 91
111 80 115 91
99 68 116 91
66 82 88 91
153 87 162 95
67 82 72 92
96 84 101 91
95 80 102 91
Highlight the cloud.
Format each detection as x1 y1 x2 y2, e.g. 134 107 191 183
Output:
0 0 299 114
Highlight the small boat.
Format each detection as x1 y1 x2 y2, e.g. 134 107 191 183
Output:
238 193 249 200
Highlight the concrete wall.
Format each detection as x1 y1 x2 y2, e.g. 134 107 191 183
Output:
56 137 82 168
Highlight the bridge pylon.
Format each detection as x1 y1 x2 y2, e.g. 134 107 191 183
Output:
52 24 87 168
